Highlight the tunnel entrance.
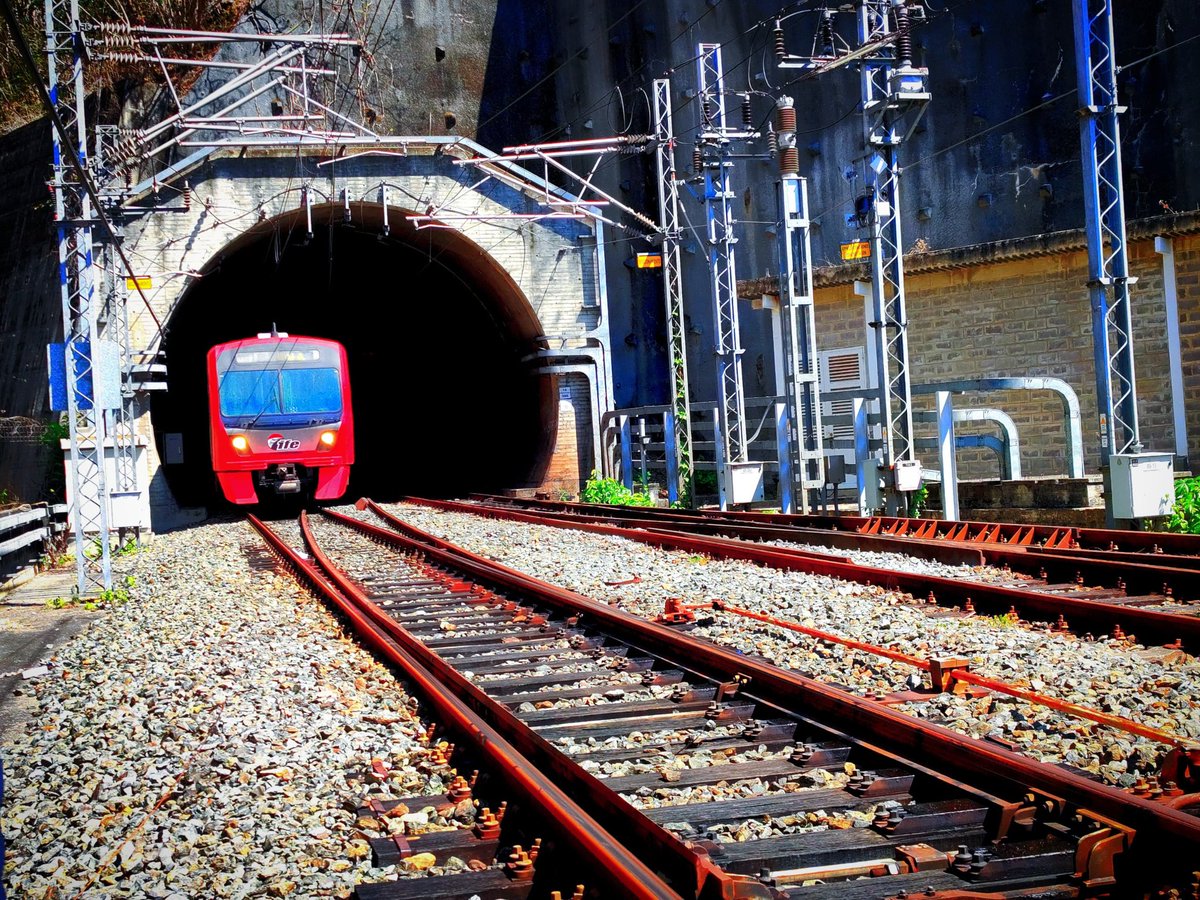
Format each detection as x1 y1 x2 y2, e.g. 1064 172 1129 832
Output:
152 205 556 508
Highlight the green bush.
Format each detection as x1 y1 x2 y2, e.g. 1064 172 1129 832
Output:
581 473 655 507
692 470 719 495
1166 476 1200 534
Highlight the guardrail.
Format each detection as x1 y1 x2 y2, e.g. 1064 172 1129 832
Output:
0 503 68 589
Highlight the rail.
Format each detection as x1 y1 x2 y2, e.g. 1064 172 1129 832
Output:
356 499 1200 867
248 513 688 900
426 495 1200 652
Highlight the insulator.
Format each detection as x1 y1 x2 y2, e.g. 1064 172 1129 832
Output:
894 2 913 67
701 97 712 126
182 180 192 211
773 21 786 60
818 11 835 56
692 146 702 174
779 147 799 176
775 104 796 136
766 126 778 156
104 51 142 64
741 94 753 129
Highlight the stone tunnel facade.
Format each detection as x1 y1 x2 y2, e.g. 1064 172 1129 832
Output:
114 138 611 528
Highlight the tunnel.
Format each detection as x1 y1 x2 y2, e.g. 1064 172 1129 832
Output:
151 203 557 508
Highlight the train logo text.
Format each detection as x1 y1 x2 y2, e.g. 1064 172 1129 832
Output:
266 434 302 451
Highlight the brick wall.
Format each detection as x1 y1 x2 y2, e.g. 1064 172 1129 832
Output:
540 373 594 493
814 232 1199 480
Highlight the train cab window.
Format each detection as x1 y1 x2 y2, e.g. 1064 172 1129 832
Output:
219 370 281 418
281 368 342 414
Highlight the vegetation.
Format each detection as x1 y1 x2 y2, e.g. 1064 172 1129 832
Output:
39 418 69 500
0 0 251 133
581 473 655 507
1165 476 1200 534
983 612 1019 629
907 483 929 518
45 575 135 611
692 470 719 495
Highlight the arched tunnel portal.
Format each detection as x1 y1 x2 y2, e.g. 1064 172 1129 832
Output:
151 203 558 508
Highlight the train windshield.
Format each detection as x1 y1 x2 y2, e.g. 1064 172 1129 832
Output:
281 369 342 414
217 342 343 425
220 371 282 418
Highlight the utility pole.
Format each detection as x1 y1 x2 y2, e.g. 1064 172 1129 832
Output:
652 78 694 506
45 0 114 594
696 43 763 509
855 1 928 514
776 2 930 515
1072 0 1174 526
14 2 373 594
773 97 824 514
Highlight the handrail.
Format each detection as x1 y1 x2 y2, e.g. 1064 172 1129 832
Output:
911 378 1084 478
0 503 65 588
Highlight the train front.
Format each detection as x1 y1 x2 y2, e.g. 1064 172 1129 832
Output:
207 334 354 505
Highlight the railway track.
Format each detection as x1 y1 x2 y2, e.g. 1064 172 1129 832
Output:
439 494 1200 654
249 504 1200 899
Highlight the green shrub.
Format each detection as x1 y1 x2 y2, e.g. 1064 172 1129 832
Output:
692 470 719 495
1166 476 1200 534
581 473 655 507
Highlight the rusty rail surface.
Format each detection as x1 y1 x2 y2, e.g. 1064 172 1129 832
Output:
707 600 1190 750
413 496 1200 654
247 513 690 900
471 494 1200 601
352 501 1200 865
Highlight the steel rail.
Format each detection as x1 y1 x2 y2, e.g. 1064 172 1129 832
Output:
471 494 1200 590
350 501 1200 868
470 493 988 567
410 496 1200 653
246 514 687 900
710 600 1189 749
747 510 1200 559
298 511 766 900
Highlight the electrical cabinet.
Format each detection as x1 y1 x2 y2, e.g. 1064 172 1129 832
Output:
1109 453 1174 519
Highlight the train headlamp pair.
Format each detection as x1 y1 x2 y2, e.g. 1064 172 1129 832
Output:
230 431 336 452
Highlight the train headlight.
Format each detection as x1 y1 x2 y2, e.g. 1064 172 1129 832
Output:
319 430 337 448
231 435 250 453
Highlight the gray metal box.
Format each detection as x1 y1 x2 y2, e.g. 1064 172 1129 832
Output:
725 462 764 505
1110 453 1174 519
893 458 923 492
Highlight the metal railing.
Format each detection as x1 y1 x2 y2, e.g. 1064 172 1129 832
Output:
0 503 68 589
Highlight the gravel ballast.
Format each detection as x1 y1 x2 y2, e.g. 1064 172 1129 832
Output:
358 502 1200 785
0 520 457 900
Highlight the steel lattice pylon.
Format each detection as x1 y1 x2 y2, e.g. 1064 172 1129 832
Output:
46 0 113 594
775 167 824 512
652 79 694 506
857 1 929 512
696 43 762 508
1073 0 1140 463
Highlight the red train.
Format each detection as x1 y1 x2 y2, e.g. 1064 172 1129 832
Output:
207 332 354 504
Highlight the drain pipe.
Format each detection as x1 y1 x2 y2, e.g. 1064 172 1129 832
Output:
912 378 1084 479
1154 236 1189 467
